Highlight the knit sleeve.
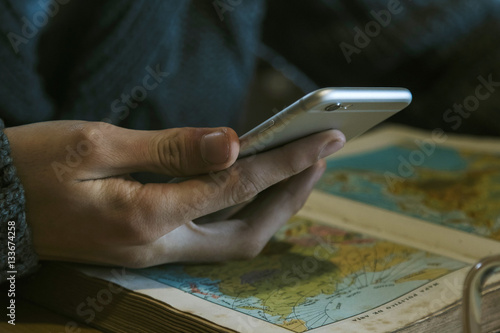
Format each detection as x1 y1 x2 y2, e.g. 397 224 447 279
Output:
0 119 39 284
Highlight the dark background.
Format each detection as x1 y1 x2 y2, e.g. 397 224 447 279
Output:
241 0 500 137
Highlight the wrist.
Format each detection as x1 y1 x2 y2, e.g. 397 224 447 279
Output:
0 121 39 283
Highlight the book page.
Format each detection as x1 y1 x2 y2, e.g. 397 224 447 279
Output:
81 214 476 333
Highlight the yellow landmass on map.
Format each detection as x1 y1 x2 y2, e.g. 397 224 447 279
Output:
390 152 500 240
330 241 417 281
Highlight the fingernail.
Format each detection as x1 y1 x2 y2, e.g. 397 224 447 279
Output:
201 130 230 165
318 138 345 160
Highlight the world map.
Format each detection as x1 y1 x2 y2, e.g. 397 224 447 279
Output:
316 141 500 240
136 216 465 332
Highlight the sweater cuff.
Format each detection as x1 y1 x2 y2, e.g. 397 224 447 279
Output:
0 120 39 284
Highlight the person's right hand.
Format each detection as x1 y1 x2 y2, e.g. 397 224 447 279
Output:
4 121 345 267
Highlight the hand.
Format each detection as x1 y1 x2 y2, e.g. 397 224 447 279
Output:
5 121 345 267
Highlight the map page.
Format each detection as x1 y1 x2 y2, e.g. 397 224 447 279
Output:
316 141 500 241
135 216 465 332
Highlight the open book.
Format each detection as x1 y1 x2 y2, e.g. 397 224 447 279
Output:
19 125 500 332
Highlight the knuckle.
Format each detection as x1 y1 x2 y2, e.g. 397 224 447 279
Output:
75 121 112 150
67 122 113 166
150 131 186 174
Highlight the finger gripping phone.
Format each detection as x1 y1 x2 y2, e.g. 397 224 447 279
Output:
238 87 412 158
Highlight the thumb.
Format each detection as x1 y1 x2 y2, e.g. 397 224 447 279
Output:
110 126 240 177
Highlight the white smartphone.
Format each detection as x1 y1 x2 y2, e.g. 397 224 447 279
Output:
238 87 412 158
